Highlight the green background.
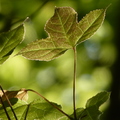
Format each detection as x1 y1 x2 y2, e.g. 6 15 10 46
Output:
0 0 120 120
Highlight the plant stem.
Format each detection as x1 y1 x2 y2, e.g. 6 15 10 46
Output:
0 85 18 120
73 46 77 119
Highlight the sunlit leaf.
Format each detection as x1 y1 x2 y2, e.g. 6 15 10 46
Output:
0 24 25 64
18 7 106 61
0 98 68 120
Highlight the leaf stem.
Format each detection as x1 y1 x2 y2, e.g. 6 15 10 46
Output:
26 89 73 120
0 85 18 120
73 46 77 119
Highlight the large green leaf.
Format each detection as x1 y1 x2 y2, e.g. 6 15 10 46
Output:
0 24 25 64
18 7 106 61
75 91 110 120
0 98 68 120
22 99 68 120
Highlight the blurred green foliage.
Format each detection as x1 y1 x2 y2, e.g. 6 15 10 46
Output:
0 0 120 120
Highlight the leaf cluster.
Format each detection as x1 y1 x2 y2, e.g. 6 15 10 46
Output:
0 90 110 120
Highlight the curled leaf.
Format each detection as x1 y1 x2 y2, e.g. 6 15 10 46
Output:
0 88 28 103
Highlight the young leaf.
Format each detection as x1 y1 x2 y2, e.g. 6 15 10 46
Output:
0 98 69 120
18 7 106 61
0 24 25 64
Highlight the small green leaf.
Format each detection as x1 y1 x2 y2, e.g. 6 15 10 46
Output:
86 91 110 108
75 91 110 120
0 24 25 64
18 7 106 61
0 98 68 120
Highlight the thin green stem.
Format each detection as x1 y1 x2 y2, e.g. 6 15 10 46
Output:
73 46 77 119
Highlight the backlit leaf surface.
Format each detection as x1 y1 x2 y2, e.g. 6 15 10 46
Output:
18 7 106 61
